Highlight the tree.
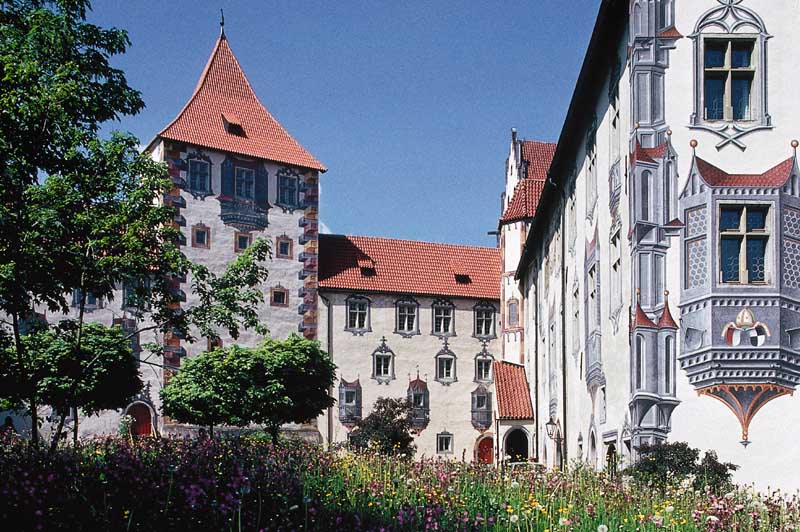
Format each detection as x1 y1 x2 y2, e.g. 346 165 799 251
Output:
0 322 141 446
628 441 738 493
161 335 335 441
349 397 416 456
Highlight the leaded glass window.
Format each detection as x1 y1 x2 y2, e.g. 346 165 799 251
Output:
719 205 770 284
703 39 755 122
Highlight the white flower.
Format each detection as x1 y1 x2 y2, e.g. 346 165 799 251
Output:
597 525 609 532
707 515 720 523
510 514 519 523
406 478 413 487
664 505 675 514
510 480 520 489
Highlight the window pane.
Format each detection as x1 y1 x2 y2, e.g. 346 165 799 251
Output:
746 237 767 282
731 42 753 68
721 236 741 282
704 75 725 120
732 75 752 120
475 395 487 409
720 207 742 231
746 208 767 231
704 42 726 68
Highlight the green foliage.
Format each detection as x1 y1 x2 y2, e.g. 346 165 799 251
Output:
0 321 141 416
349 397 416 456
628 441 738 493
161 336 335 437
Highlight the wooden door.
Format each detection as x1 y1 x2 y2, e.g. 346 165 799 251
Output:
477 437 493 464
128 404 152 436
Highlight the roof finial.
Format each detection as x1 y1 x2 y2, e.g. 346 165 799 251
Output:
690 139 698 155
220 8 225 36
791 139 798 157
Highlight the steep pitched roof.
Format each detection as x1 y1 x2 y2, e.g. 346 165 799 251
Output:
632 302 657 329
500 178 546 224
494 361 534 420
318 234 500 300
657 26 683 39
631 140 668 164
695 157 794 188
521 141 557 181
157 34 325 172
658 303 678 329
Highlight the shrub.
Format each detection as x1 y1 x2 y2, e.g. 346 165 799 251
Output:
348 397 415 455
628 441 738 493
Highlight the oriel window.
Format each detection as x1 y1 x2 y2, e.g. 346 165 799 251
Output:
719 204 769 284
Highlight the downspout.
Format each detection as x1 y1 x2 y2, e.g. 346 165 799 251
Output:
320 293 334 447
533 276 540 461
560 205 568 466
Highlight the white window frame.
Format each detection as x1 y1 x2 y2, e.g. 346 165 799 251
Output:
345 295 370 333
474 302 496 338
432 300 455 336
436 432 453 454
395 298 419 336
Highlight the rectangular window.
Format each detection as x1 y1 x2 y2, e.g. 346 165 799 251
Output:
611 232 622 311
188 159 210 192
703 38 756 121
278 176 298 206
271 288 288 307
397 302 417 333
719 205 770 284
474 394 488 410
588 265 597 331
276 236 293 259
412 392 425 407
438 357 454 379
192 225 210 249
235 167 255 200
475 307 494 337
347 298 368 330
235 232 252 252
433 305 453 334
507 301 519 327
476 359 492 381
375 354 391 377
437 433 453 454
344 390 357 405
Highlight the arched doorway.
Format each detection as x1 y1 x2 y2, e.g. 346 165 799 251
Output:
606 442 618 479
505 428 528 461
127 403 152 437
589 431 597 469
476 436 493 464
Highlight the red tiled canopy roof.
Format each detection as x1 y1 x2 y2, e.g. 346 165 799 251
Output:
631 140 668 164
318 234 500 300
695 157 794 188
632 302 657 329
494 361 534 420
156 34 326 172
658 303 678 329
657 26 683 39
500 140 556 225
521 141 557 181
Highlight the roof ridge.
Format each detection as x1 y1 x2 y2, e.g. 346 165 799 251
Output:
320 233 499 251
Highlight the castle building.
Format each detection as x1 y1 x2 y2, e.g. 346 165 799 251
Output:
316 234 533 461
510 0 800 487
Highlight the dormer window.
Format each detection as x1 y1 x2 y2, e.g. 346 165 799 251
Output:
222 113 246 137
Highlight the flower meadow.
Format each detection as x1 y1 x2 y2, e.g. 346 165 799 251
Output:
1 433 799 532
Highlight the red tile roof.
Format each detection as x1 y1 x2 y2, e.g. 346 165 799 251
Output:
657 26 683 39
658 303 678 329
500 178 546 224
494 361 534 420
318 234 500 300
632 302 657 329
157 34 325 172
521 141 557 181
695 157 794 188
665 218 684 227
631 140 668 164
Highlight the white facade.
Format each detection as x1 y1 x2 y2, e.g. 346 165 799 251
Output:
513 0 800 489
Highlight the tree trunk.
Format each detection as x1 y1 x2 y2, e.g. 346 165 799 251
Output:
11 312 37 448
209 425 214 439
72 407 78 446
50 410 68 454
269 425 280 445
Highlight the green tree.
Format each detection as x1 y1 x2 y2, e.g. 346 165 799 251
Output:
349 397 416 456
161 335 335 441
628 441 738 494
0 322 141 446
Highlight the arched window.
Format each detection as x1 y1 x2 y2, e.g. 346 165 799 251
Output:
641 170 651 221
636 335 646 390
664 335 674 395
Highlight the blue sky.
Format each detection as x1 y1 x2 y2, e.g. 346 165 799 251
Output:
90 1 599 247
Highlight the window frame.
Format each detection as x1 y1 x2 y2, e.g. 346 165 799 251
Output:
436 432 454 454
234 166 255 201
188 158 211 195
717 203 771 285
275 235 293 259
435 344 457 385
345 294 371 334
701 37 756 123
191 224 211 249
371 337 395 384
234 231 252 253
431 299 456 337
270 286 289 307
471 386 492 430
407 383 430 429
394 297 420 337
506 298 519 328
277 168 301 208
473 302 496 339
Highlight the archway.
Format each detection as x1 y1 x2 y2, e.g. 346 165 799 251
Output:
505 428 529 461
589 431 597 469
606 442 618 479
126 403 152 437
476 436 493 464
